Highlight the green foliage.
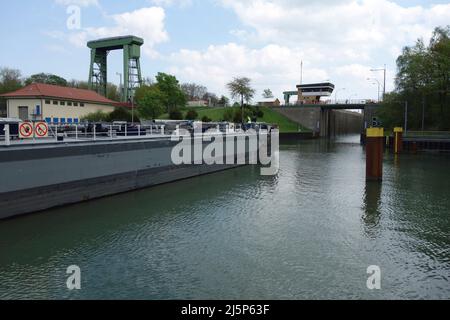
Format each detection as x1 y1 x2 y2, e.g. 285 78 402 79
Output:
0 67 23 94
25 73 68 87
219 95 230 107
155 72 187 112
262 89 274 99
233 108 253 123
381 26 450 130
136 85 166 120
106 83 121 102
185 109 198 120
108 107 138 122
81 110 109 122
201 116 212 123
223 108 234 122
227 77 256 106
169 109 183 120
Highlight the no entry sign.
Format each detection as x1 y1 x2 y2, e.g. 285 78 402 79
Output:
19 122 33 139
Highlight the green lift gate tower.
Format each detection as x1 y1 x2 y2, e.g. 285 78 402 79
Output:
87 35 144 103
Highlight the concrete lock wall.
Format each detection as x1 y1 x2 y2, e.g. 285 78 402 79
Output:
274 107 363 137
274 107 322 133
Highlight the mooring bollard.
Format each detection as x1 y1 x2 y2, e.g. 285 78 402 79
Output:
366 127 384 181
4 124 11 146
394 127 403 154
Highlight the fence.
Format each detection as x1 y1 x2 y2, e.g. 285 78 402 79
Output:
0 122 254 146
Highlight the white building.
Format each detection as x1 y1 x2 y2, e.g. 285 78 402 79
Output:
0 83 121 124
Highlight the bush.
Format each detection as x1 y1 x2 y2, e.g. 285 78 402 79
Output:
169 109 183 120
233 108 253 123
201 116 212 123
223 108 234 122
81 110 109 122
255 107 264 118
108 107 138 122
185 109 198 120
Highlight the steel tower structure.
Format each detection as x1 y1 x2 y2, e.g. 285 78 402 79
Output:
87 36 144 103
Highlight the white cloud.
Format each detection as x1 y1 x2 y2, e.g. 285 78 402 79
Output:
65 7 169 58
54 0 99 7
148 0 193 7
189 0 450 100
166 43 329 101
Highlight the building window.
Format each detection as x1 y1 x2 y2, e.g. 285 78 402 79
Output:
45 100 51 104
67 102 73 106
67 118 73 124
80 103 85 107
53 100 58 105
53 118 59 123
74 102 79 107
60 118 66 124
45 118 51 123
74 118 79 124
60 101 65 106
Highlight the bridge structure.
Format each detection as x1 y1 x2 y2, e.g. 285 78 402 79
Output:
273 102 381 137
87 35 144 103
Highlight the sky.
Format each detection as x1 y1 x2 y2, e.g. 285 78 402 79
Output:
0 0 449 102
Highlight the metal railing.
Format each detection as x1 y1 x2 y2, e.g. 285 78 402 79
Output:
1 122 270 146
0 123 168 146
404 131 450 139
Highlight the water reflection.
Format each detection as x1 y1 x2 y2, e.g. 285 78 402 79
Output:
362 181 382 238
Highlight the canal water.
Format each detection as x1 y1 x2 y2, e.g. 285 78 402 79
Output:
1 135 449 300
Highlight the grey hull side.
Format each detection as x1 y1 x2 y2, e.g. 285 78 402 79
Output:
0 136 256 220
0 163 240 220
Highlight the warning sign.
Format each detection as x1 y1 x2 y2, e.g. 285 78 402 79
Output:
34 122 48 138
19 122 33 139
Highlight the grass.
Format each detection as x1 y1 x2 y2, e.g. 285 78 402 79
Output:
159 106 311 133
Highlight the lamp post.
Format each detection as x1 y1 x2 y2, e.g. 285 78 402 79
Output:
335 88 346 104
370 65 386 100
116 72 123 102
367 78 381 102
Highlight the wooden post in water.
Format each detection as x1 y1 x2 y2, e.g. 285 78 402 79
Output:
394 127 403 154
366 128 384 181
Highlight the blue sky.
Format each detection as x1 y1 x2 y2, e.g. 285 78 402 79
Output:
1 0 449 101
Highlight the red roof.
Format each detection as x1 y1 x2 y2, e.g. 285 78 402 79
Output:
0 83 117 105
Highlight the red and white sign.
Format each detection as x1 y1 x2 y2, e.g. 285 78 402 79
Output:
19 122 33 139
34 122 48 138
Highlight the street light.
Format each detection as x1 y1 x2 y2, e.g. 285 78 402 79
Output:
335 87 346 104
367 78 381 102
116 72 123 101
370 65 386 100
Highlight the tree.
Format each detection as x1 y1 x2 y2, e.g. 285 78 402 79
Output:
0 68 22 94
106 83 121 102
136 85 166 120
25 73 68 87
262 89 274 99
155 72 187 112
379 25 450 130
68 80 89 90
219 95 230 107
203 92 219 106
181 83 207 100
227 77 255 123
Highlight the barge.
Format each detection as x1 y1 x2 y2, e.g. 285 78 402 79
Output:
0 122 268 220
